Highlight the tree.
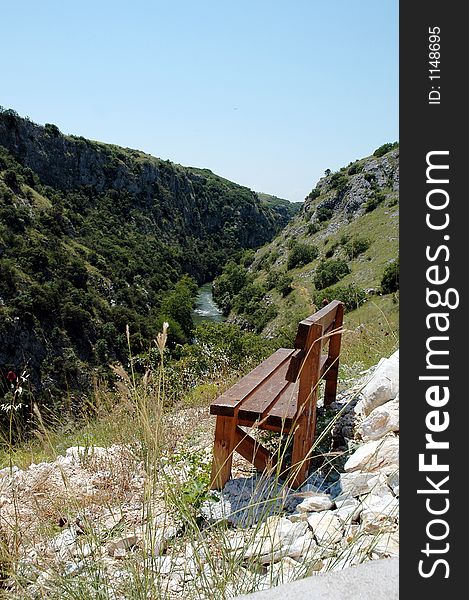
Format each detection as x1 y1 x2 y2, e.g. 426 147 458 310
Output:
287 243 319 270
313 259 350 290
381 259 399 294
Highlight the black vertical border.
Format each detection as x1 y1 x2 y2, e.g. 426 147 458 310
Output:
400 1 465 594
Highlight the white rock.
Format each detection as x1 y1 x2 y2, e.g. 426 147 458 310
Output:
51 528 77 560
338 472 376 497
333 499 362 524
372 531 399 557
106 534 142 557
359 398 399 441
288 512 309 523
285 532 317 559
271 556 301 584
296 493 334 513
307 512 343 545
65 445 107 464
360 494 399 533
259 531 317 564
344 437 399 473
355 351 399 416
152 556 185 575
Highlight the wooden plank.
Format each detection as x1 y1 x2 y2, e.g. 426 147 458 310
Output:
210 348 294 416
238 358 292 422
324 303 344 406
233 427 275 472
210 416 236 490
285 349 304 382
319 354 329 377
265 381 298 428
294 301 341 349
291 323 323 487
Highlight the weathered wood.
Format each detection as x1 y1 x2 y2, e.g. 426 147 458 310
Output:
238 358 291 421
210 348 294 416
265 380 298 429
233 427 275 472
285 349 304 382
294 300 342 350
291 323 323 487
210 416 237 490
209 301 344 489
324 303 344 406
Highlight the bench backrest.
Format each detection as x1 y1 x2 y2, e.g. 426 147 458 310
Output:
286 300 344 408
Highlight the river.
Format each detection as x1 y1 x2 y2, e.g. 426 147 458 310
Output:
193 282 225 324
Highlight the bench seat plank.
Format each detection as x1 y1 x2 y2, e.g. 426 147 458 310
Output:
265 380 298 428
210 348 295 417
238 358 292 421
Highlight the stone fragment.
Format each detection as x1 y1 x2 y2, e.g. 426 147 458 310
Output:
360 494 399 533
296 492 334 513
355 351 399 416
338 472 376 497
372 531 399 558
307 512 343 545
344 437 399 473
106 534 141 557
359 398 399 441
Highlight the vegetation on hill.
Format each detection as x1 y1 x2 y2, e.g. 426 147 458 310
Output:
214 144 399 349
0 109 294 430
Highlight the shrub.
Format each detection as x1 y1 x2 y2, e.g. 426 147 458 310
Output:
275 272 293 297
345 237 371 259
44 123 61 137
381 259 399 294
329 172 348 192
373 142 398 157
364 191 385 212
307 188 320 201
307 222 319 235
287 243 319 270
3 169 20 189
313 259 350 290
314 284 366 311
316 207 333 222
348 162 363 175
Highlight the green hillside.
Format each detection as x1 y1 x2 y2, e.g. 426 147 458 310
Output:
214 144 399 364
0 109 293 408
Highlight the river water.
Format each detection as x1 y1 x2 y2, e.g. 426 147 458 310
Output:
193 282 225 324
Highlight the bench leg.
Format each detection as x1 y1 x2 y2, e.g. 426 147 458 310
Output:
210 416 236 490
291 413 314 487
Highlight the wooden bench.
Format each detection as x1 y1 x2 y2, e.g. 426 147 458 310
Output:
209 300 344 489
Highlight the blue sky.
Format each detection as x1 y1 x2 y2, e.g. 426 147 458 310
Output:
1 0 398 202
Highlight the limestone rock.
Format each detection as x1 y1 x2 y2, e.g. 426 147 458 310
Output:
387 470 399 496
307 512 343 545
359 397 399 441
372 531 399 558
355 351 399 416
296 492 334 513
360 494 399 533
333 498 362 524
51 528 77 561
106 534 142 558
344 437 399 473
338 472 376 497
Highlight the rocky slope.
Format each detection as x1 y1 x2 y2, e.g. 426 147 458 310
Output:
215 144 399 343
0 352 399 598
